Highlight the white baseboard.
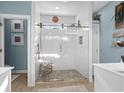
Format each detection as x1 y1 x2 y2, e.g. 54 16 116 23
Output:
12 70 27 73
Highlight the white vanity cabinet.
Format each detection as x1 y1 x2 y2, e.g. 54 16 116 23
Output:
94 63 124 92
0 67 14 92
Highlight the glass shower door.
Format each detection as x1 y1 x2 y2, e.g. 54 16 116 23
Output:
40 29 76 70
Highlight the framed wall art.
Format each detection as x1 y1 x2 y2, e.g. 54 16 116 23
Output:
115 2 124 29
52 16 59 23
11 33 24 46
11 20 24 32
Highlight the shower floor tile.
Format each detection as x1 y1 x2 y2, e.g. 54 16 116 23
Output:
34 70 94 92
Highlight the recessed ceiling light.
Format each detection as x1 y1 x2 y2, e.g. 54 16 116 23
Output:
55 6 60 10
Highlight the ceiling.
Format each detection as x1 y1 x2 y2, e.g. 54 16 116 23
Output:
92 1 110 13
35 1 110 16
35 1 89 16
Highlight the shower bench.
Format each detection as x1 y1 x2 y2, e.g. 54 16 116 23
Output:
39 62 53 81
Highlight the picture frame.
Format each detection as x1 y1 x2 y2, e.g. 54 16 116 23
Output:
115 2 124 29
11 33 24 46
11 19 24 32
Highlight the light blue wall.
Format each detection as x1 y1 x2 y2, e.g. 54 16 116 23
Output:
0 1 31 70
98 1 124 63
0 1 31 15
5 19 27 70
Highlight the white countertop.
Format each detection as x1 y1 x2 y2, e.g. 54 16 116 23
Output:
94 63 124 77
0 67 14 75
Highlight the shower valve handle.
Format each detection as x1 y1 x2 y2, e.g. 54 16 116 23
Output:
60 44 62 52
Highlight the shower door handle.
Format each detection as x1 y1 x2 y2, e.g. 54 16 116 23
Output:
59 44 62 52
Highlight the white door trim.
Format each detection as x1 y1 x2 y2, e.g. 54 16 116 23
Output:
30 1 35 86
92 21 100 77
93 20 100 64
0 13 31 86
89 2 93 82
0 17 4 67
